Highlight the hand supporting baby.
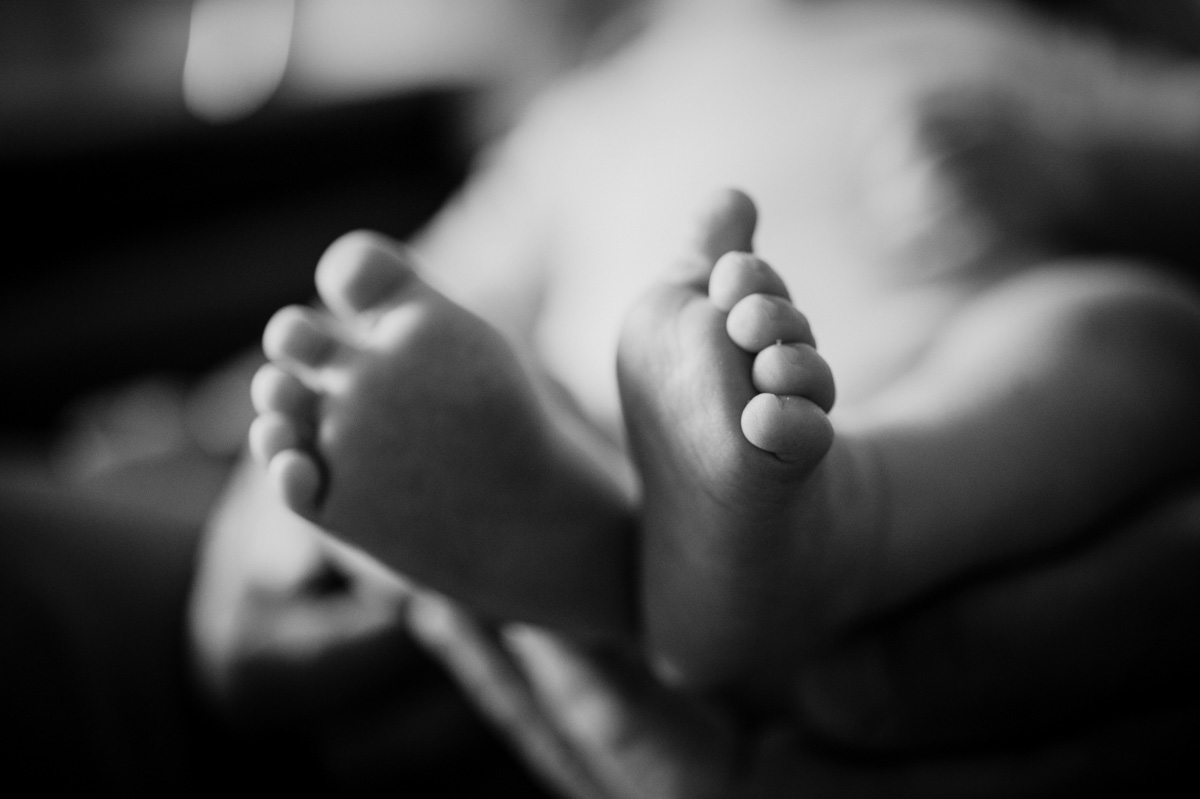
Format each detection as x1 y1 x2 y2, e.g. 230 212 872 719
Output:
407 538 1200 799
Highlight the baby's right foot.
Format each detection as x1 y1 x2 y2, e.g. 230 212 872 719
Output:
249 232 632 638
619 190 880 690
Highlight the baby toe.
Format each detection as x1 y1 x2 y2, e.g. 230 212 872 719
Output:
251 363 316 417
315 230 416 319
741 393 833 468
752 344 835 412
249 412 305 465
263 306 340 371
268 449 323 516
670 189 758 288
709 252 789 312
727 294 814 353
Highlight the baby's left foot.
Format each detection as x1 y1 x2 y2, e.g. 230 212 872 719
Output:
248 232 631 637
620 190 875 689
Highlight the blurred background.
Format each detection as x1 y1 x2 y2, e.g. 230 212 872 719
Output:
0 0 630 525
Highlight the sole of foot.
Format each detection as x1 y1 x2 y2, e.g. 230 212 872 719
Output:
619 189 841 690
249 231 630 636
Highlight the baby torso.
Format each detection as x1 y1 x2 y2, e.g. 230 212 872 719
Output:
441 0 1084 433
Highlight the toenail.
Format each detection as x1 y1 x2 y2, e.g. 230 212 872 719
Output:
291 326 337 363
347 248 406 309
780 343 806 364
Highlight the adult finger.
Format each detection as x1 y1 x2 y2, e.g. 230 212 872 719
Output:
189 459 418 725
405 592 608 799
795 485 1200 750
503 624 738 799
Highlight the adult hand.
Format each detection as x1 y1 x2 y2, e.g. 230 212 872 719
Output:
407 488 1200 799
190 462 1200 795
795 484 1200 755
188 458 515 791
189 458 418 726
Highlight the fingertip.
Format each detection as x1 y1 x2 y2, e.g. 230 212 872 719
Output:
405 591 459 643
501 624 582 693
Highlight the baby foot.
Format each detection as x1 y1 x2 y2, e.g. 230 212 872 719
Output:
249 232 632 638
619 190 875 690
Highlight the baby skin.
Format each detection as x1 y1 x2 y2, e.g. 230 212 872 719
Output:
621 189 1200 692
250 232 633 639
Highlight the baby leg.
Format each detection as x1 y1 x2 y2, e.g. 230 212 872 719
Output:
250 232 632 639
619 190 879 691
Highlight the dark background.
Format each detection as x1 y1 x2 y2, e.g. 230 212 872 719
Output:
1 91 468 437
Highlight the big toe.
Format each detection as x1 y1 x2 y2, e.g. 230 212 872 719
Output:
264 306 340 371
672 188 759 288
315 230 417 320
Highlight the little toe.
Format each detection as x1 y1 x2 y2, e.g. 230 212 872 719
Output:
251 363 316 417
741 393 833 467
249 412 306 466
268 449 323 516
263 306 340 371
315 230 416 319
709 252 790 312
727 294 815 353
752 344 836 412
